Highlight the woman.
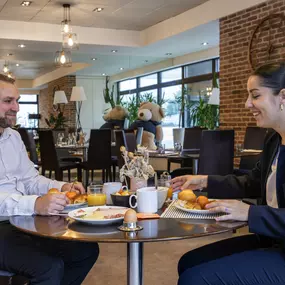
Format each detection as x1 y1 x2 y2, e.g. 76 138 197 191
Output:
171 63 285 285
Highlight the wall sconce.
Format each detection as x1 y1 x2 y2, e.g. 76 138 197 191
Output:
53 90 68 112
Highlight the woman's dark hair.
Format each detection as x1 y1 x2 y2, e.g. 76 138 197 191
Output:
252 63 285 95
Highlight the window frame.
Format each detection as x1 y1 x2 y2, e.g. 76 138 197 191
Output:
18 94 39 129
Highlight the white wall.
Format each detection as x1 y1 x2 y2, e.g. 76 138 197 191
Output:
76 76 108 138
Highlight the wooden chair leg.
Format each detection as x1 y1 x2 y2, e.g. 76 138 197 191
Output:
91 170 94 181
42 168 45 176
49 170 52 178
85 169 89 187
67 169 71 181
109 167 112 182
55 170 63 181
167 160 171 172
77 167 82 182
102 169 105 183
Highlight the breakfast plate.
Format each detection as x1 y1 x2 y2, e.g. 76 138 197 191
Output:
174 200 222 214
68 206 128 225
64 202 87 210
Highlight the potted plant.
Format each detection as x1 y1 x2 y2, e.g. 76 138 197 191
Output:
45 111 68 129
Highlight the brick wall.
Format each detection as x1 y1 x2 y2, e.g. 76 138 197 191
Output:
39 76 76 129
219 0 285 146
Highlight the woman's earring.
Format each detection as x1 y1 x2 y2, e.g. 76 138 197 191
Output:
281 104 284 111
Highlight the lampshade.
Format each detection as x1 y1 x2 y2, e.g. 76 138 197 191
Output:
53 91 68 105
70 86 87 101
208 87 220 105
54 50 72 67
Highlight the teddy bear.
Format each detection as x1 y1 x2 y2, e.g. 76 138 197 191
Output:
100 105 128 130
129 102 165 150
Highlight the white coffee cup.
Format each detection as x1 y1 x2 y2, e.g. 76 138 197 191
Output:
103 182 122 205
129 187 158 213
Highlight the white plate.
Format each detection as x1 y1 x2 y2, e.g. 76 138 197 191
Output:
174 200 220 214
64 202 88 210
68 206 128 225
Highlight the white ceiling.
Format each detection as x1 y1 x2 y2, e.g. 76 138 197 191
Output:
0 0 209 31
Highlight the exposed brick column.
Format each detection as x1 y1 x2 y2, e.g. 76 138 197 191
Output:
39 76 76 129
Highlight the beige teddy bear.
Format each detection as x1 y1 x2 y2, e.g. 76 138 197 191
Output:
100 105 128 130
130 102 165 150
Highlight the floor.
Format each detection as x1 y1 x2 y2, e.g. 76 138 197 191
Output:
82 228 250 285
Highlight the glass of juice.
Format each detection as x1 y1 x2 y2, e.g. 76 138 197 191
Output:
87 184 106 206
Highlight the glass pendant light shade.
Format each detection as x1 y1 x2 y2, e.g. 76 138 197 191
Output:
61 4 72 34
54 49 72 67
3 64 9 73
62 33 79 50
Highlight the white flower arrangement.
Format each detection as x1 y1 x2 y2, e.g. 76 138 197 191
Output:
119 146 155 182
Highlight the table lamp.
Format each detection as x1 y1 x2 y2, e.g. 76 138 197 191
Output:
53 90 68 112
70 86 87 132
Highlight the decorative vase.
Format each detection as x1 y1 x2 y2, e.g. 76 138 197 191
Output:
130 177 148 192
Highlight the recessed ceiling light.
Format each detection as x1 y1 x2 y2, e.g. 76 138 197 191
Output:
7 53 13 56
111 50 117 53
21 1 32 6
201 42 208 46
144 60 149 63
120 67 124 70
93 7 104 12
165 53 172 56
16 63 20 67
91 58 97 61
18 44 26 48
102 73 106 76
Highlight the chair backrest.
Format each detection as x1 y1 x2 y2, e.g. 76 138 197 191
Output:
87 129 112 169
114 130 127 168
182 127 204 150
136 127 143 146
17 128 38 164
38 130 60 170
125 132 137 153
239 126 267 170
198 130 234 175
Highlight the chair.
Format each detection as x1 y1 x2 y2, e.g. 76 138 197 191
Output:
136 127 143 146
237 127 267 172
198 130 234 175
38 130 81 181
17 128 39 166
79 129 113 186
167 127 204 172
124 132 137 153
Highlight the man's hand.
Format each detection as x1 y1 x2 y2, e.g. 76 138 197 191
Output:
61 182 85 194
205 200 250 222
171 175 208 192
34 193 69 215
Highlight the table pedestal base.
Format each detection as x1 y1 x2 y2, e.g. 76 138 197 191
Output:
127 242 143 285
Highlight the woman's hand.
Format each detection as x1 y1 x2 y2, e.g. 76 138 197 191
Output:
171 175 208 192
205 200 250 222
61 182 85 194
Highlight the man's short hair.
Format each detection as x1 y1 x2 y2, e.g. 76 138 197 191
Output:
0 74 15 85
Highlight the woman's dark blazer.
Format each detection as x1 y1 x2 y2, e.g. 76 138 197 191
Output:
206 130 285 240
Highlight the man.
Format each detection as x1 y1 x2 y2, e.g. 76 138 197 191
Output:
0 74 99 284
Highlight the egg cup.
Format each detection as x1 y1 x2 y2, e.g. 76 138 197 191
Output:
118 221 143 232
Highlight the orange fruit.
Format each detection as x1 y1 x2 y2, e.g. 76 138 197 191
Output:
167 187 173 199
196 196 209 209
66 191 78 200
48 188 60 194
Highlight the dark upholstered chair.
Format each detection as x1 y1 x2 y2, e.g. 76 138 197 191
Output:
124 132 137 153
198 130 234 175
167 127 204 172
236 127 267 173
38 130 81 181
17 128 39 166
79 129 113 186
114 130 128 169
0 271 29 285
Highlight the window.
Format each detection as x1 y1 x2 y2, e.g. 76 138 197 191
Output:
17 94 39 128
139 90 157 102
161 85 181 148
184 60 212 78
119 79 136 92
161 67 182 83
139 74 157 88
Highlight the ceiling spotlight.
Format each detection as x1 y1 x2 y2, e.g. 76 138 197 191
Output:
16 63 20 67
120 67 124 70
165 53 172 56
94 7 104 12
144 60 149 63
102 73 106 76
18 44 26 48
21 1 32 6
111 50 117 53
91 58 97 61
7 53 13 56
201 42 208 46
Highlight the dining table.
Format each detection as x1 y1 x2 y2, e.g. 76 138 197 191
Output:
10 212 246 285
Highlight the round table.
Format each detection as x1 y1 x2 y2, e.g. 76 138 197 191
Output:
10 216 246 285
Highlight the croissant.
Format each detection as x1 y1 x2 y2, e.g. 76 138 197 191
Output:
178 190 196 202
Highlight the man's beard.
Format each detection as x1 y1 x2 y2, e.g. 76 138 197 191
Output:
0 113 17 128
